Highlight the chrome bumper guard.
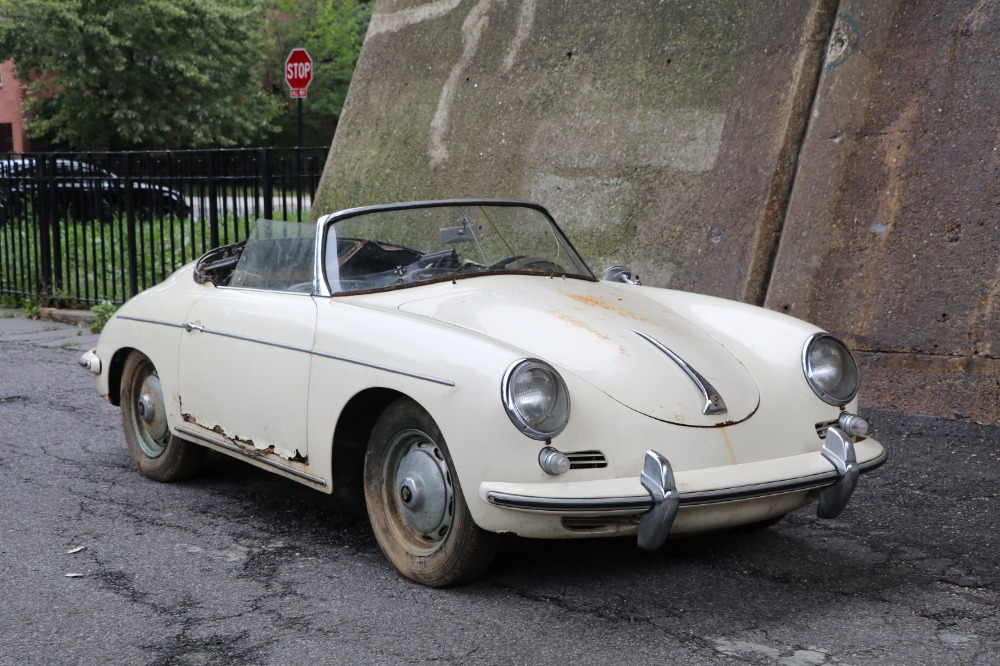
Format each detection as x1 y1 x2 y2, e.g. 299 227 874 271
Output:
816 426 859 519
637 451 679 550
486 426 878 550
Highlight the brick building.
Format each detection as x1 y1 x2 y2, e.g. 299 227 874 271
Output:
0 60 31 153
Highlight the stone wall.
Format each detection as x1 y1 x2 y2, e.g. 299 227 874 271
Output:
315 0 999 425
765 1 999 424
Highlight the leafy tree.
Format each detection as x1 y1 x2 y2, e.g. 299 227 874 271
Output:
265 0 371 147
0 0 281 150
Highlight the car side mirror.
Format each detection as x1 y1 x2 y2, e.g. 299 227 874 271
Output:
603 265 641 285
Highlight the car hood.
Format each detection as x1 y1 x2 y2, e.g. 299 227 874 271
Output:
396 277 759 427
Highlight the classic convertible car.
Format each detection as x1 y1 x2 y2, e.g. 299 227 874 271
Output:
81 200 886 586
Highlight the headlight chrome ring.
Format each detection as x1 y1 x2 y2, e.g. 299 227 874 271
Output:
501 359 571 440
802 333 860 406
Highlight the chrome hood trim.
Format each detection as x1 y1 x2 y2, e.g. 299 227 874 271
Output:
633 329 727 415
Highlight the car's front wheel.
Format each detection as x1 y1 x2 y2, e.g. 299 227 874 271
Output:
120 351 205 481
364 397 496 586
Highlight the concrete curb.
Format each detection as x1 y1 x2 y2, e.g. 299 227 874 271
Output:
0 307 101 352
37 308 95 326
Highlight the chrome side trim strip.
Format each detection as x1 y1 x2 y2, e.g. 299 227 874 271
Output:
183 325 313 354
175 425 327 486
632 329 727 415
114 314 455 387
116 314 187 329
308 348 456 387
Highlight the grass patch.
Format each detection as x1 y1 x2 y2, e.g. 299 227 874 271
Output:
23 297 40 319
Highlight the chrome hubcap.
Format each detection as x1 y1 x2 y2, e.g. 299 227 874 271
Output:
134 372 168 458
387 430 454 549
137 394 155 423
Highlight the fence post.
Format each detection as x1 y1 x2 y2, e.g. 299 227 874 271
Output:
295 147 304 222
260 148 273 220
208 152 220 248
35 155 53 301
124 153 139 298
48 155 64 300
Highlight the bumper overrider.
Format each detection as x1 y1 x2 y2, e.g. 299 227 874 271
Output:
484 427 886 549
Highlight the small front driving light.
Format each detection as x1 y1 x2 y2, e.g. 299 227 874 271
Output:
838 413 869 437
538 446 571 475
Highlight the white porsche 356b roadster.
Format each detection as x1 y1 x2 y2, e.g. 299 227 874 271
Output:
81 200 886 586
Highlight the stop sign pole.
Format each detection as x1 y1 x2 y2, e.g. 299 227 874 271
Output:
285 48 313 146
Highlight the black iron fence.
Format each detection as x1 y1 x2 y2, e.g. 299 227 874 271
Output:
0 147 327 305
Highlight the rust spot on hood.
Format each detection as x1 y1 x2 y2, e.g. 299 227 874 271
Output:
552 310 611 341
561 291 650 322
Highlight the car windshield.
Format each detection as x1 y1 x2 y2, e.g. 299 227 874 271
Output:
323 202 593 295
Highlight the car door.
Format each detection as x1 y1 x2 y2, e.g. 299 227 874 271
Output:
176 288 318 463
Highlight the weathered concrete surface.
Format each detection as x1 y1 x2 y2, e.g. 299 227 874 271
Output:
317 0 999 425
766 1 1000 424
316 0 836 292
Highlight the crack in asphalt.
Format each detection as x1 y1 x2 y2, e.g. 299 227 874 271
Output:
78 530 279 664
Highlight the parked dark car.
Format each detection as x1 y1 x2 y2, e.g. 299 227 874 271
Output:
0 158 189 224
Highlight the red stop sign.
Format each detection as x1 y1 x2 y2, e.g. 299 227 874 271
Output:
285 48 313 98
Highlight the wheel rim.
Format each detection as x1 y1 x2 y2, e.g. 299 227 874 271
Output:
382 428 455 555
132 369 169 459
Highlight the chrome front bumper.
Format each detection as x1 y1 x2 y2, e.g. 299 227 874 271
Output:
485 427 886 550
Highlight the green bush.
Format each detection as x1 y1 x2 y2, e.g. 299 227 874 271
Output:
23 297 40 319
89 301 118 334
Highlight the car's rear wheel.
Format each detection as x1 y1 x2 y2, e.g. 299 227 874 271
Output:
364 397 496 586
120 351 204 481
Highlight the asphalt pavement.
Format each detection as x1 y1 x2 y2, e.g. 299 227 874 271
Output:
0 308 100 352
0 309 997 665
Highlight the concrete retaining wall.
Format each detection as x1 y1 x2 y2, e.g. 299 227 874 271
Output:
315 0 999 425
766 1 999 424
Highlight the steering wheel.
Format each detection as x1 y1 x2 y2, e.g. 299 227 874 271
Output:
489 255 565 273
392 248 462 284
416 248 459 269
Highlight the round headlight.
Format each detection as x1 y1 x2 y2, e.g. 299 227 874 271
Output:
502 359 570 439
802 334 859 405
